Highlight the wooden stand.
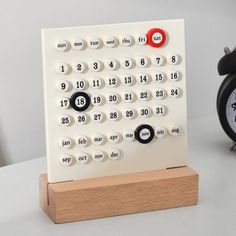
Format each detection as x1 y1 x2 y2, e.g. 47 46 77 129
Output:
39 167 199 223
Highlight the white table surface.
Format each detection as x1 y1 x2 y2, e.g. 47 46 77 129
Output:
1 114 236 236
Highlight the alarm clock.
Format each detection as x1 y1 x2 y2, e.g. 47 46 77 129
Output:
217 47 236 141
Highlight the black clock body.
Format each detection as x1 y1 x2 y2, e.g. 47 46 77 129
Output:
217 48 236 142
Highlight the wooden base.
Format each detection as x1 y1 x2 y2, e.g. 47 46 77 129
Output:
39 167 199 223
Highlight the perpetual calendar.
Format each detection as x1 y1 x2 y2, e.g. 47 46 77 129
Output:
42 19 188 183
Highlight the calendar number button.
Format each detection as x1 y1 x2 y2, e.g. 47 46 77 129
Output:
106 76 119 87
90 78 103 88
74 79 87 90
136 34 147 45
60 154 74 166
168 87 181 98
122 91 135 102
135 124 155 144
147 28 166 48
123 108 136 119
91 94 103 106
154 105 166 116
154 72 165 83
122 74 135 85
70 92 90 112
105 59 118 70
120 35 133 46
104 36 117 48
154 88 166 99
108 110 120 121
77 135 89 147
75 113 88 125
92 133 104 145
108 149 120 160
58 115 71 126
169 125 181 136
92 151 105 162
138 107 151 118
123 130 135 141
155 127 166 138
55 63 69 74
91 111 104 123
138 73 150 84
107 93 119 104
107 132 121 143
167 54 180 65
73 62 86 73
168 71 180 81
153 55 165 66
77 152 89 164
139 90 151 101
57 98 70 109
136 56 149 67
88 37 101 49
57 80 70 92
59 137 72 149
90 60 103 72
72 38 86 50
55 40 69 51
122 58 134 69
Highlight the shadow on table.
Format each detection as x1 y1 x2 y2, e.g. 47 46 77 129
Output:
0 123 8 167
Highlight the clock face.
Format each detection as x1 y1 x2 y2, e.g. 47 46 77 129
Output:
226 88 236 133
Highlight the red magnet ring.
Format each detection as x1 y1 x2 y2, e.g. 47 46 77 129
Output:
147 28 167 48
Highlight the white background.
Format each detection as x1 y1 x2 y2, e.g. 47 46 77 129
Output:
0 0 235 166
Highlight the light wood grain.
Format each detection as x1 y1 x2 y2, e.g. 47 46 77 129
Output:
39 167 198 223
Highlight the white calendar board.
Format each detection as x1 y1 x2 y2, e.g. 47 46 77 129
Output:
42 19 188 183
